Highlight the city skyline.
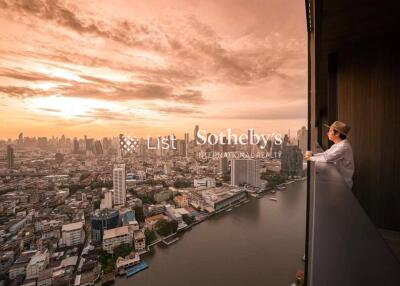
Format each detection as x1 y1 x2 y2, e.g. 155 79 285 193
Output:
1 125 306 143
0 0 307 139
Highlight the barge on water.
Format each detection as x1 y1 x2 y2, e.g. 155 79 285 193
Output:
126 261 149 278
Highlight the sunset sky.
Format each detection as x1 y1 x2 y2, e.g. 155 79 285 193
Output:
0 0 307 139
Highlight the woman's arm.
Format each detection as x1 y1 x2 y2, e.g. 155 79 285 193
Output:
310 145 344 162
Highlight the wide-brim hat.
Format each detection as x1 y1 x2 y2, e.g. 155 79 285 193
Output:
323 121 351 136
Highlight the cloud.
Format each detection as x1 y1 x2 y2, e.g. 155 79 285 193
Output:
0 0 306 87
77 108 136 122
209 100 307 120
21 114 94 125
0 86 52 98
0 0 165 50
37 107 61 112
0 68 206 104
2 0 107 36
0 68 61 82
155 106 202 115
0 0 307 132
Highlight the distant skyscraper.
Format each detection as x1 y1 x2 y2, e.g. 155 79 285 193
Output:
220 136 229 181
139 139 147 157
283 134 290 147
156 136 163 157
6 145 14 169
37 137 48 148
281 145 303 177
271 139 282 157
247 129 253 153
220 157 229 181
194 125 199 145
170 134 177 153
18 133 23 145
85 138 94 151
221 136 228 152
117 134 125 160
184 132 189 157
102 137 111 151
231 159 260 187
113 164 126 206
94 140 103 155
297 126 307 153
73 138 79 154
177 140 185 157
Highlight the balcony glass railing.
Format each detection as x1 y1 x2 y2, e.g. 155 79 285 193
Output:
307 161 400 285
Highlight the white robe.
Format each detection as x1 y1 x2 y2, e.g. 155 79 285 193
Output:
310 139 355 189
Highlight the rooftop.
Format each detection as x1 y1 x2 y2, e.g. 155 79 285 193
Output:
28 251 48 265
202 188 243 202
174 195 188 202
103 226 129 240
60 256 78 268
61 221 83 232
133 230 145 240
145 214 167 222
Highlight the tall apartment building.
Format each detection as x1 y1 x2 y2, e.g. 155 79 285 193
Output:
6 145 14 169
231 159 260 187
113 164 126 206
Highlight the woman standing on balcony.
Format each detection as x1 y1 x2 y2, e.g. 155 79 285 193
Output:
306 121 354 189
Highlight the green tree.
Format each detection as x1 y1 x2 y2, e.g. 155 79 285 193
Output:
134 206 145 222
170 220 178 233
155 219 170 236
103 257 115 274
113 243 133 258
141 196 155 204
144 229 157 245
173 178 191 188
93 200 101 210
99 250 114 273
155 219 178 236
172 191 182 198
68 184 81 194
182 214 195 225
260 170 287 188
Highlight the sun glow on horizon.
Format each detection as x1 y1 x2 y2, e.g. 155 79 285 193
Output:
27 95 120 119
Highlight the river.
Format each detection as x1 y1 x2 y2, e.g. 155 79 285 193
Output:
116 180 306 286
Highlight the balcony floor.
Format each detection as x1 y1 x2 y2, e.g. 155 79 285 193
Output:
380 229 400 262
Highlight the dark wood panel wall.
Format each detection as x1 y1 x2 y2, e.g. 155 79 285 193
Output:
312 0 400 230
337 42 400 230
